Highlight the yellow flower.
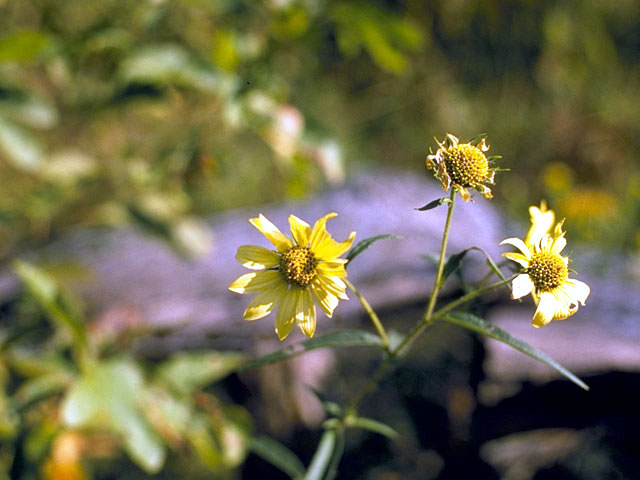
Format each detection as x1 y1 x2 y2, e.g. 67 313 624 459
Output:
229 213 355 340
525 200 555 247
501 216 590 328
425 133 496 201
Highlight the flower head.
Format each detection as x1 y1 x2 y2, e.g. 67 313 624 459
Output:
501 206 590 328
426 133 496 201
229 213 355 340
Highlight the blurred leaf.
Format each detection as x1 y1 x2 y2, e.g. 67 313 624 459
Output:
0 116 45 171
171 217 214 258
216 405 252 468
13 372 73 409
443 312 589 390
251 435 305 479
13 261 87 348
346 234 401 264
211 29 239 72
240 330 384 371
187 416 223 470
119 45 221 92
307 387 342 417
0 30 52 63
61 359 166 473
415 197 450 211
0 96 58 129
0 394 18 438
347 416 398 439
304 429 337 480
155 351 245 395
440 249 470 286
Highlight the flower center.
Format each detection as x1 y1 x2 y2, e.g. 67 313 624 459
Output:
280 246 318 287
527 251 568 292
443 144 489 187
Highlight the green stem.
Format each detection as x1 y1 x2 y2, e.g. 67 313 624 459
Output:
345 279 390 352
423 188 456 324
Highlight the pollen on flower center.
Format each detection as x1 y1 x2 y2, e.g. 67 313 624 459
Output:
527 251 568 292
279 246 318 287
443 144 489 187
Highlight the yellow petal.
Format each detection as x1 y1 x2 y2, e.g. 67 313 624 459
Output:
235 245 280 270
275 288 298 340
244 282 287 321
309 213 338 251
525 201 555 246
511 274 535 299
500 237 532 258
316 260 348 278
296 288 317 338
503 252 529 268
563 279 590 305
314 274 348 300
289 214 311 247
311 279 341 317
249 214 293 252
229 270 282 294
458 186 471 201
315 231 356 260
532 292 555 327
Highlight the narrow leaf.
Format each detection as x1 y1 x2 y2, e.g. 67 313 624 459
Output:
13 261 87 347
304 429 336 480
324 429 345 480
415 197 450 211
440 249 470 286
240 330 384 371
348 416 398 439
443 312 589 390
251 435 305 479
346 234 401 264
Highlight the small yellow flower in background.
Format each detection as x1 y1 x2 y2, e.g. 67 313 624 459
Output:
501 205 590 328
426 133 496 201
229 213 355 340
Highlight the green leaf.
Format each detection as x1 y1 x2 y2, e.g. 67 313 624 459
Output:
240 330 384 371
346 234 401 264
0 116 45 171
440 249 470 286
251 435 305 479
307 387 342 417
119 45 220 92
0 30 52 63
13 261 87 347
155 351 245 395
61 359 166 473
415 197 450 211
443 312 589 391
304 429 336 480
347 416 398 439
13 372 73 409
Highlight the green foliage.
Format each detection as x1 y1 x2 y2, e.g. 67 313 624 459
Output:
443 312 589 390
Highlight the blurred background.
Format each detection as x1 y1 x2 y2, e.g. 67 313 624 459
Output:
1 0 640 479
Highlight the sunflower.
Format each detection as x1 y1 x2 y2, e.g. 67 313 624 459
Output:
425 133 496 201
501 214 590 328
229 213 355 340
